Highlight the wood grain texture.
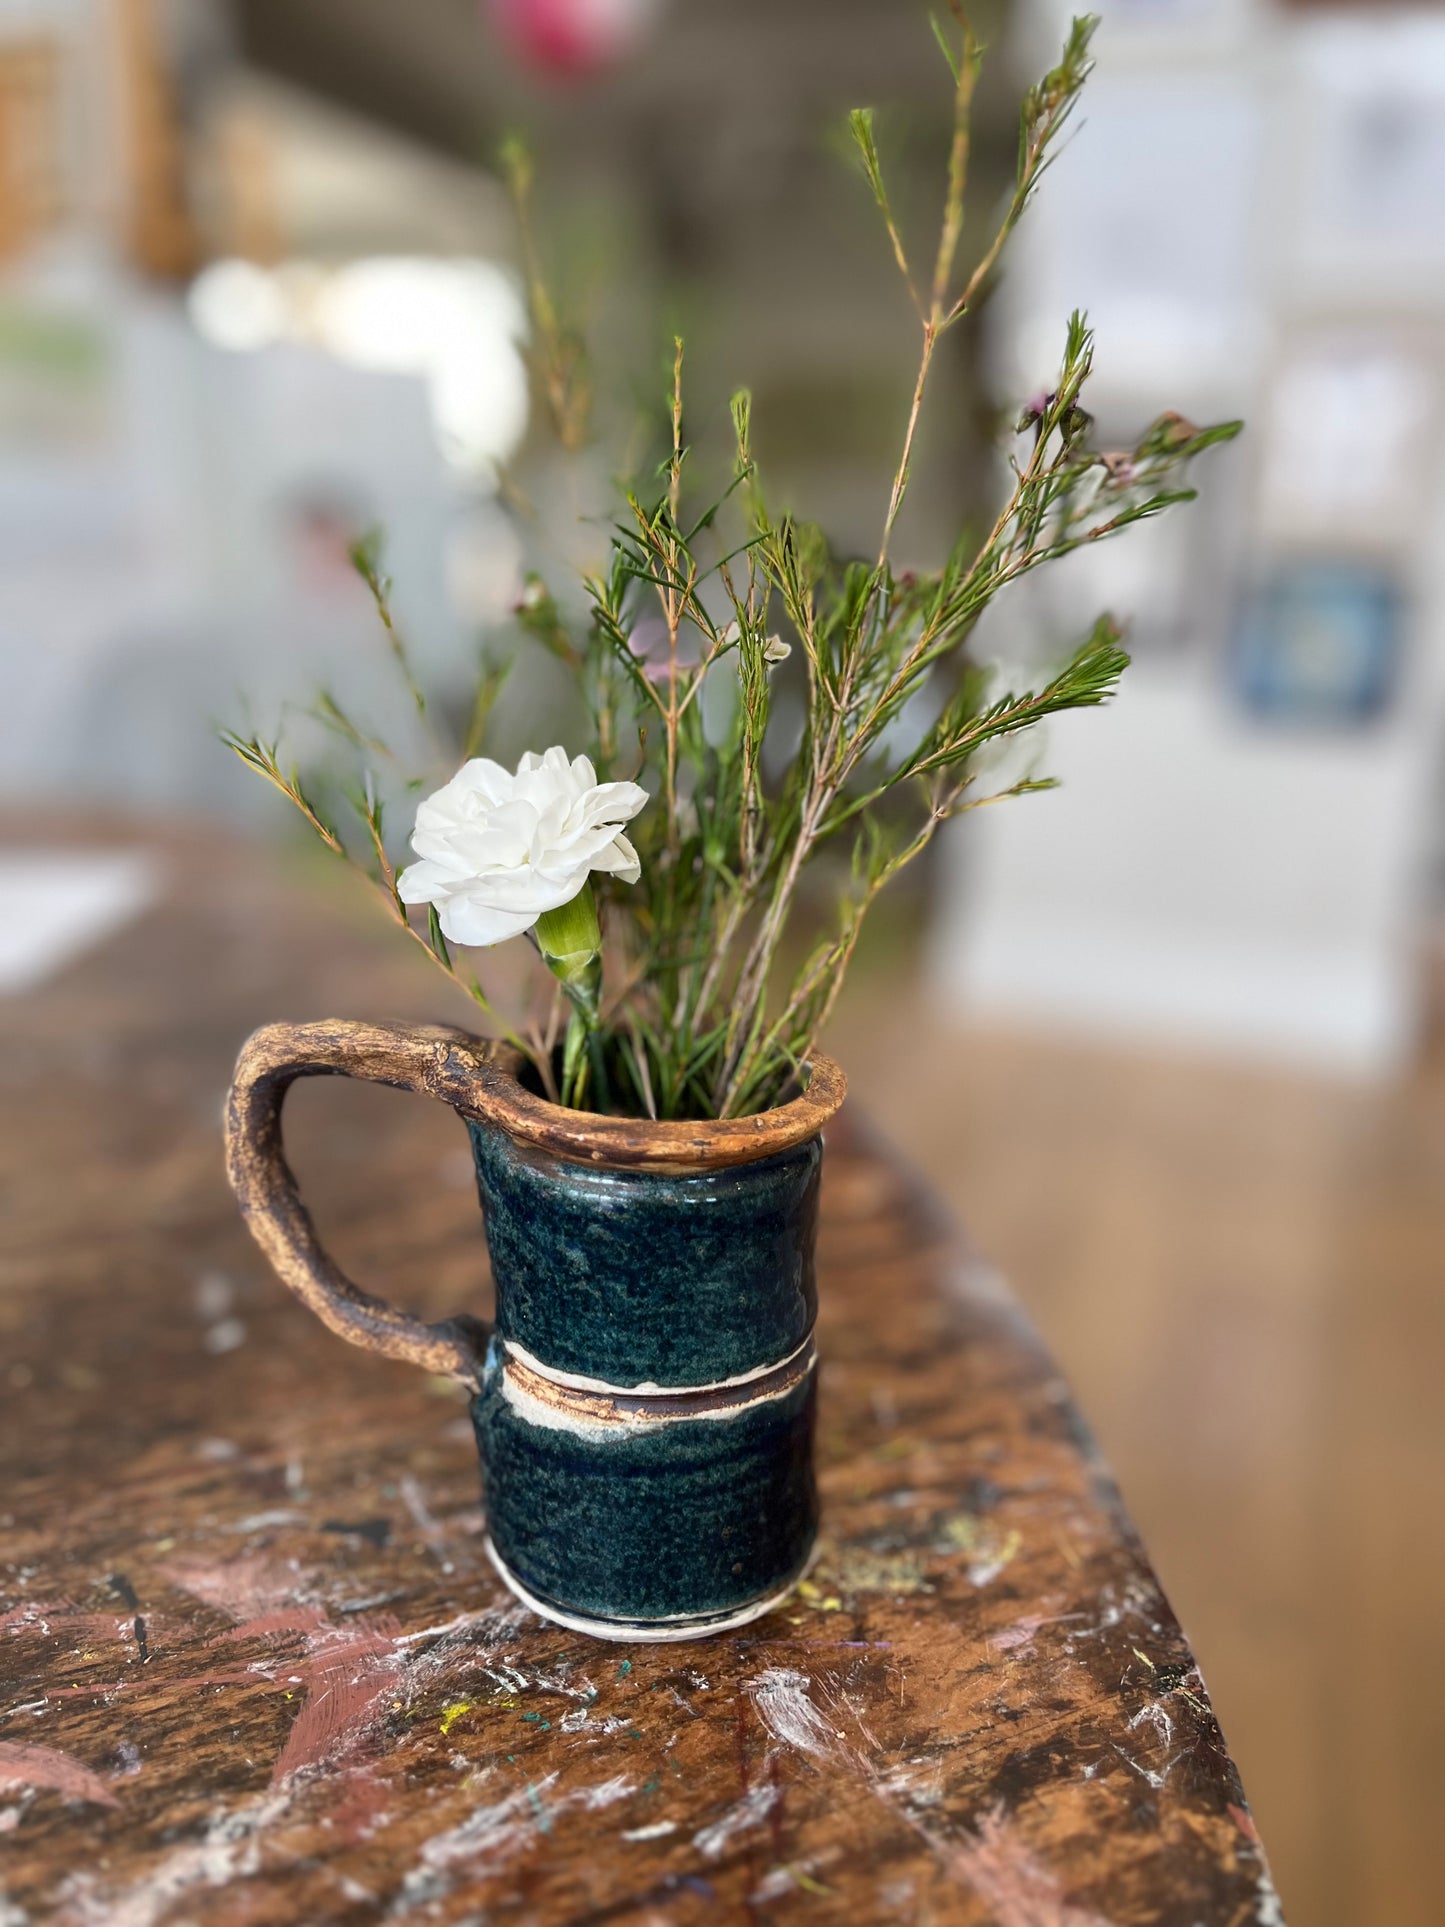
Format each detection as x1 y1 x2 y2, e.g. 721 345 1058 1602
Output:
0 830 1280 1924
828 973 1445 1927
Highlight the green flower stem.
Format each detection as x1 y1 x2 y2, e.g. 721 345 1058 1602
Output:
587 1022 613 1113
560 1007 590 1109
535 884 610 1110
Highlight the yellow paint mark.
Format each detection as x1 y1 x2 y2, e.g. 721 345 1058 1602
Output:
991 1529 1022 1575
823 1546 929 1596
936 1514 1023 1584
153 1537 176 1552
785 1865 834 1896
937 1512 983 1553
1132 1648 1156 1672
795 1578 842 1612
439 1701 473 1736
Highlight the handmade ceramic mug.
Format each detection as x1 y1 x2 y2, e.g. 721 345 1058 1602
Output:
224 1021 845 1642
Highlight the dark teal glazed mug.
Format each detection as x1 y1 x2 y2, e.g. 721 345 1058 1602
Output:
224 1021 846 1641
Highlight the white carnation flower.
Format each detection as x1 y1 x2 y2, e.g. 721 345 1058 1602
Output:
397 747 648 947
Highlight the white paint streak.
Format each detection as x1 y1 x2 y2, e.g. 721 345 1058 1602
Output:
1074 1576 1164 1640
394 1771 635 1910
691 1782 780 1859
398 1476 440 1542
950 1807 1114 1927
579 1775 634 1811
872 1761 944 1811
992 1610 1088 1652
1256 1873 1287 1927
992 1614 1046 1651
1126 1701 1174 1748
558 1707 633 1736
407 1776 554 1885
399 1476 453 1574
751 1865 797 1903
506 1662 598 1704
621 1820 678 1842
952 1256 1011 1306
840 1689 882 1753
1112 1745 1182 1790
747 1668 839 1760
394 1602 530 1647
60 1787 295 1927
220 1510 304 1534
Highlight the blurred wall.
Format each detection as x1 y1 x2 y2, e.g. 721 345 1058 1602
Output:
933 0 1445 1075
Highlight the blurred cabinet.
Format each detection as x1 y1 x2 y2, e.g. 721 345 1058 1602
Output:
0 41 63 260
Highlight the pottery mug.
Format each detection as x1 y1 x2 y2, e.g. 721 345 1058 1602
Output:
224 1020 846 1642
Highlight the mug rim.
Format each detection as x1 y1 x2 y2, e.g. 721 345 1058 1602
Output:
471 1047 847 1173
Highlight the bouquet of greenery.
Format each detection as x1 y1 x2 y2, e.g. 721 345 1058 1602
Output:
226 12 1238 1122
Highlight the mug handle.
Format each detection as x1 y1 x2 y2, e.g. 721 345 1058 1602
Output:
224 1019 501 1387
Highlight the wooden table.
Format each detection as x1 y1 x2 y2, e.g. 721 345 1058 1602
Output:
0 833 1282 1923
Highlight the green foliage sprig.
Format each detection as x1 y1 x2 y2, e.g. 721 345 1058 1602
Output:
227 12 1240 1120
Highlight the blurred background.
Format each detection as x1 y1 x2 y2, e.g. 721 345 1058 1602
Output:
1 0 1443 1918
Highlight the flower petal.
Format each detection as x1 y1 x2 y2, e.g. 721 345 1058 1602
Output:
570 780 649 832
450 758 515 804
436 896 540 947
397 858 458 905
590 832 641 884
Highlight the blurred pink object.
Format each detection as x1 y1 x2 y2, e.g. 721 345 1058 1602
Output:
626 610 698 685
487 0 659 75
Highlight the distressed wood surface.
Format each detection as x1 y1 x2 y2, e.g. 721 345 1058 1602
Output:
0 832 1282 1924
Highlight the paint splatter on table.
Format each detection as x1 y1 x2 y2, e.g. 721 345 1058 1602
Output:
0 830 1283 1923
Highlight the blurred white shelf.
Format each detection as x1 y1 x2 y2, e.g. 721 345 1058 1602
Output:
0 849 160 993
929 673 1432 1077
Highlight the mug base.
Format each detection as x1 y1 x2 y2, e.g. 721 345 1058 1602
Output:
484 1537 810 1643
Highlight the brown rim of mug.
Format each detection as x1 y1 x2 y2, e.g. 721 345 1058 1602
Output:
473 1044 847 1172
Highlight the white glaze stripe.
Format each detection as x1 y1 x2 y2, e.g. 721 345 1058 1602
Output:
502 1329 815 1399
484 1538 810 1644
498 1343 815 1439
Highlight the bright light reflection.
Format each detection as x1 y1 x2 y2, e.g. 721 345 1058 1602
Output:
186 256 530 478
187 258 288 352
